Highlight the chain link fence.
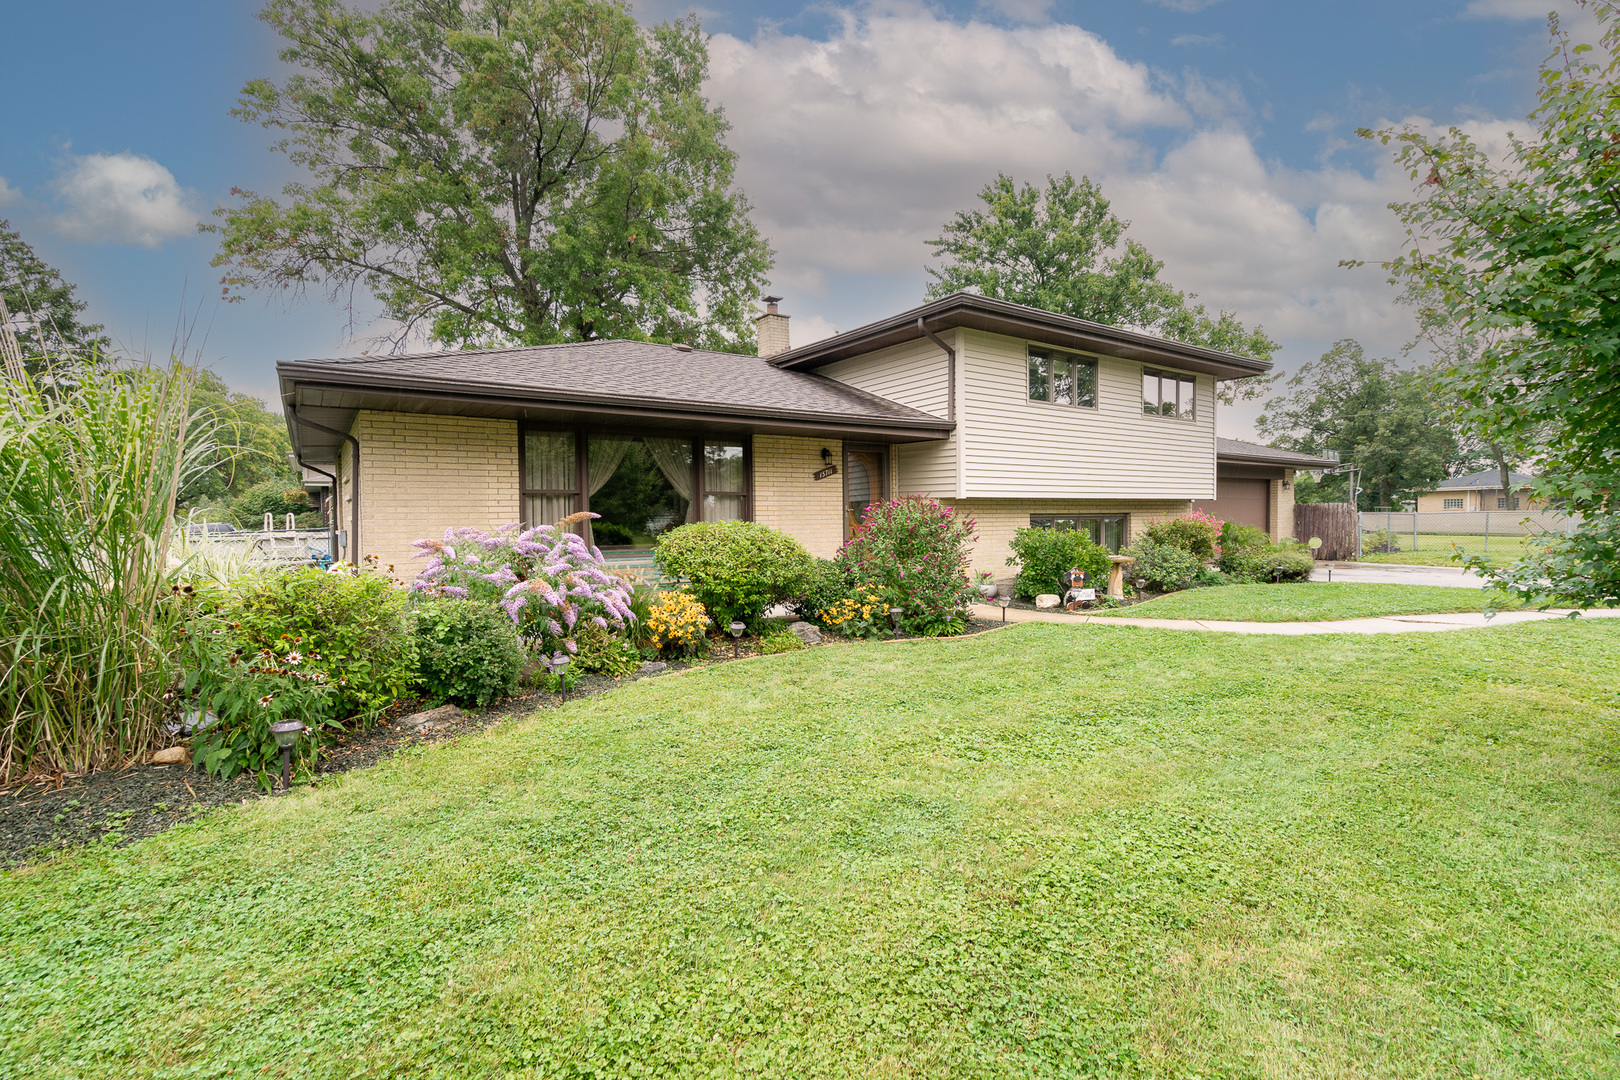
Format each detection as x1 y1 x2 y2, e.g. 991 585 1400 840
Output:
1357 509 1578 560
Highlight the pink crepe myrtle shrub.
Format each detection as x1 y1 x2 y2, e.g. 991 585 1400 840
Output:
835 496 977 633
412 518 633 671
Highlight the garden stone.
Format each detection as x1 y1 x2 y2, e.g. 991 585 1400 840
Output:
638 661 669 674
787 621 823 646
1035 594 1061 609
398 704 464 731
152 746 190 765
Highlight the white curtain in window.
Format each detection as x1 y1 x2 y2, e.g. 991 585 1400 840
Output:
586 436 631 496
645 437 696 523
525 432 575 489
705 442 745 521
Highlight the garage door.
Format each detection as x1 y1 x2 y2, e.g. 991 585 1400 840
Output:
1192 478 1269 533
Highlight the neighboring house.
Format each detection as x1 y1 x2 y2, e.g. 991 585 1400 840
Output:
1415 469 1542 513
277 293 1318 580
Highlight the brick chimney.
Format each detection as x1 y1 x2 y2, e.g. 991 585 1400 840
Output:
755 295 790 358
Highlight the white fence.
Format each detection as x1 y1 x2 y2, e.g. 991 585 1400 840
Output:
1357 509 1577 557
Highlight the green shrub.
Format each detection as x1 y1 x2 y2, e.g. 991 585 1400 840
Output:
759 629 806 654
791 558 853 624
1217 522 1271 558
1215 524 1315 583
411 597 524 707
1223 544 1316 584
571 621 643 678
1123 540 1203 593
654 521 814 626
227 568 416 720
1141 511 1222 560
1362 528 1401 554
1006 527 1113 599
836 497 977 632
591 520 636 546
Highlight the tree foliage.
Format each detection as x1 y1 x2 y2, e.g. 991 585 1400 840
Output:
925 173 1279 401
0 219 111 375
1256 340 1469 509
180 369 299 508
1363 1 1620 605
208 0 773 353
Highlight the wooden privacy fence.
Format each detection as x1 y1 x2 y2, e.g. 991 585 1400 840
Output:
1294 503 1357 560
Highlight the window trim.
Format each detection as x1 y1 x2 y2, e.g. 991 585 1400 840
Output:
1026 344 1099 411
518 425 753 536
1141 366 1198 422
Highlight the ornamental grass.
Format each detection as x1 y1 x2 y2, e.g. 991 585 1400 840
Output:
0 363 213 780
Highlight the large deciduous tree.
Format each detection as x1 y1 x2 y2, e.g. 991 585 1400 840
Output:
925 173 1279 402
0 219 111 375
1363 0 1620 606
1256 340 1470 510
208 0 773 353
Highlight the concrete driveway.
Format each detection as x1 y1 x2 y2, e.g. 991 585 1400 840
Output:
1313 562 1492 589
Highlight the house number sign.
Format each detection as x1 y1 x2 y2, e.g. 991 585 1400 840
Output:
812 465 839 481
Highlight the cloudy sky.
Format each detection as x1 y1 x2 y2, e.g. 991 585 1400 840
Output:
0 0 1592 435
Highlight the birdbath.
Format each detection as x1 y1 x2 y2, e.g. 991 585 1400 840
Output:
1107 555 1135 600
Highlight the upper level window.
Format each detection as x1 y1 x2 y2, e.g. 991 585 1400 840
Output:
1028 348 1097 408
1142 368 1196 421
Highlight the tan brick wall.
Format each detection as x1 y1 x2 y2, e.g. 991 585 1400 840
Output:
752 434 847 559
942 498 1194 583
1273 471 1295 541
348 411 520 576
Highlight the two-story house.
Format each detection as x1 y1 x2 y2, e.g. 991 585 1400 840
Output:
279 293 1326 579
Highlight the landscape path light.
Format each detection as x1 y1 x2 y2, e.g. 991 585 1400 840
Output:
996 595 1011 623
728 620 745 658
269 720 305 793
889 606 904 637
553 656 571 705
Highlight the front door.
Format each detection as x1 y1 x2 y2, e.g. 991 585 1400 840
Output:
843 445 889 537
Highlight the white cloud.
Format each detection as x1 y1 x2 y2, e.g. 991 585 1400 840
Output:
49 152 200 247
978 0 1056 21
790 313 841 348
705 5 1464 375
1170 32 1224 47
1144 0 1223 11
0 176 19 207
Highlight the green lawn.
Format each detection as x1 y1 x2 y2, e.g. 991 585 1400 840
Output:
1356 533 1545 567
6 622 1620 1078
1094 582 1523 622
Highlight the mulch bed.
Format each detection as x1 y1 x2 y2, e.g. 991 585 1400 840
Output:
0 623 1012 871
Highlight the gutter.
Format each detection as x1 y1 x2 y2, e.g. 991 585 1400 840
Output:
291 407 360 568
916 317 956 424
297 458 340 567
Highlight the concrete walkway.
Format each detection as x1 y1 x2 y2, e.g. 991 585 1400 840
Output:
1311 562 1491 588
968 603 1620 636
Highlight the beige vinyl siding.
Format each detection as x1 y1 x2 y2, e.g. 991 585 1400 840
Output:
818 336 958 498
959 329 1216 500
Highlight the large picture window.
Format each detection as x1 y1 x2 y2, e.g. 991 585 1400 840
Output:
1142 368 1197 421
521 429 749 548
1029 514 1126 554
1028 347 1097 408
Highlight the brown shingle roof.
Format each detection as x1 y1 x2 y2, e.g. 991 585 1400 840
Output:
277 339 948 431
1216 437 1340 469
